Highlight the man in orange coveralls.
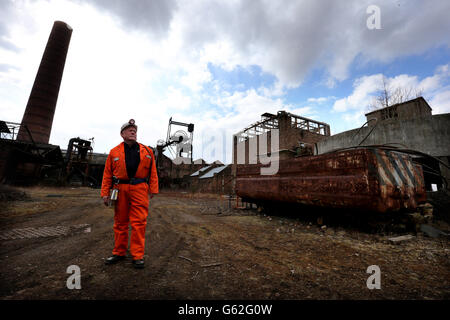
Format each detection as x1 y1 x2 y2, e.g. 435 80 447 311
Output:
101 119 158 269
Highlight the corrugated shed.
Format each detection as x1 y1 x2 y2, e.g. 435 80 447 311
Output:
199 165 229 179
190 165 212 177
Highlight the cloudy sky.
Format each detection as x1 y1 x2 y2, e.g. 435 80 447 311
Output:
1 0 449 163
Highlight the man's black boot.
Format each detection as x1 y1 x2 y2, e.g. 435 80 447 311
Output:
105 255 126 265
132 259 145 269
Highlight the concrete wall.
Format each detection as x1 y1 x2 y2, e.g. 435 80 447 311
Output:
316 114 450 157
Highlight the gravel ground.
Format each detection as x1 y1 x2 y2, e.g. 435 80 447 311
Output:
0 186 449 300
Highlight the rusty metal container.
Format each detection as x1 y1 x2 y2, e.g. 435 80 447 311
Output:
17 21 72 144
236 147 426 213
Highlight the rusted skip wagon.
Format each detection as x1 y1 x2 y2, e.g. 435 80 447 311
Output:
235 147 427 213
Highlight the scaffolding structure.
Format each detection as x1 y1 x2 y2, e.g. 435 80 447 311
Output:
290 114 330 136
234 111 330 143
235 113 279 143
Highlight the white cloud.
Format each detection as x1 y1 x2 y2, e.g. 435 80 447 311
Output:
332 74 382 112
420 64 450 92
307 96 336 104
429 90 450 114
290 106 316 118
308 97 327 103
73 0 178 37
257 81 285 98
179 63 212 92
342 111 366 125
160 86 191 110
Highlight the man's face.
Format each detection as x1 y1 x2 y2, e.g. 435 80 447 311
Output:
121 126 137 143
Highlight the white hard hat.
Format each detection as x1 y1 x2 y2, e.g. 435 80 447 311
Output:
120 119 137 133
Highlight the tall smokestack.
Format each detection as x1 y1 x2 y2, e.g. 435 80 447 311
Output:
17 21 72 144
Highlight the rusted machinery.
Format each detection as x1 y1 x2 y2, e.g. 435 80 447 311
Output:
236 147 427 213
0 121 101 186
0 121 64 185
63 137 99 186
157 117 194 163
155 117 195 188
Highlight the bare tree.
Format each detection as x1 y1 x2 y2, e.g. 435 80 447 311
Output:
368 75 423 111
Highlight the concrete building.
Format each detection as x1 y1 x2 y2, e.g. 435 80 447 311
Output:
365 97 432 124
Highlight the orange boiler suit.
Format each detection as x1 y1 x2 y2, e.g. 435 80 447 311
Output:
101 142 158 260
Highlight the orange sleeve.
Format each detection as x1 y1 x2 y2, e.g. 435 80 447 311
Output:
149 148 159 194
101 152 113 198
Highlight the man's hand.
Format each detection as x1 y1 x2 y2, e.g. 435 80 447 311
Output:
102 196 109 206
149 193 156 199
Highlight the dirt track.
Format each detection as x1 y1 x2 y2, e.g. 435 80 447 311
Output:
0 187 449 300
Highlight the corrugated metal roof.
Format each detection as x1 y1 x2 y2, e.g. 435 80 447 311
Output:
199 165 229 179
190 165 212 177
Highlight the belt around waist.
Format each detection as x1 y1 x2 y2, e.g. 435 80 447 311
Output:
117 178 148 185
